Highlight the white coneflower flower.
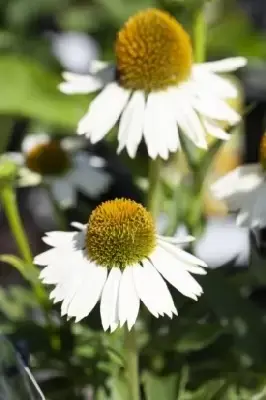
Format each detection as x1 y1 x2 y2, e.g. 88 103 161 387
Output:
211 135 266 228
34 198 207 331
8 133 111 207
59 8 246 160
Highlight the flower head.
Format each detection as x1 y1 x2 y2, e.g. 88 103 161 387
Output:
212 134 266 228
35 198 207 331
7 133 111 207
59 8 246 160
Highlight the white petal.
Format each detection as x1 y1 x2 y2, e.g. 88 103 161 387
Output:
88 60 109 74
71 221 86 231
50 252 89 303
50 178 76 208
143 91 179 160
77 83 130 143
202 119 230 140
118 266 140 330
211 165 263 206
195 57 247 73
151 246 203 300
39 259 69 284
157 234 195 245
142 259 177 318
158 239 207 267
60 260 91 314
100 267 121 331
22 133 50 154
171 90 207 149
117 90 146 158
34 248 59 266
191 69 239 98
250 183 266 228
192 95 240 124
67 266 107 322
132 264 160 317
43 230 84 249
59 79 102 94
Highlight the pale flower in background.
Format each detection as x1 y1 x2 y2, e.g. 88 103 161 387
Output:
212 164 266 228
212 134 266 228
59 8 246 160
34 199 207 331
7 133 111 208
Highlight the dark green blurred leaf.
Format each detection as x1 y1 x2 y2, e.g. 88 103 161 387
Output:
185 379 232 400
199 269 266 365
176 323 222 352
0 254 39 283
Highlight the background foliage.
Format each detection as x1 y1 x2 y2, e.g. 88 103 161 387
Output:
1 0 266 399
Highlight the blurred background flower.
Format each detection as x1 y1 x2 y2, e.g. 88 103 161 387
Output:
1 0 266 399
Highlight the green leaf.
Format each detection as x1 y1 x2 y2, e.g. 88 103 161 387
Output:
142 372 178 400
198 269 266 365
0 55 89 129
185 379 231 400
0 254 38 283
176 323 222 353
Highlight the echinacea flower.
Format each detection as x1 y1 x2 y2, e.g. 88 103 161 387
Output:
7 133 111 207
34 198 207 331
59 8 246 160
211 134 266 228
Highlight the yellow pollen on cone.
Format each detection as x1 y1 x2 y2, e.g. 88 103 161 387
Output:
86 198 156 269
115 8 193 91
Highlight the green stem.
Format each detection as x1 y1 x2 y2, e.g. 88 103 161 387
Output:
1 186 32 263
0 185 48 304
146 158 162 218
193 5 207 63
124 327 140 400
44 183 68 230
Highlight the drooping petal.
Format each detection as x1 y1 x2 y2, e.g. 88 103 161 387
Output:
100 267 122 331
132 264 160 317
171 90 208 149
77 83 130 143
192 95 240 124
191 69 239 99
211 165 263 208
249 183 266 228
118 266 140 330
202 118 230 140
151 246 203 300
195 57 247 73
142 259 177 318
117 90 146 158
158 239 207 267
143 91 179 160
156 234 195 245
67 265 107 322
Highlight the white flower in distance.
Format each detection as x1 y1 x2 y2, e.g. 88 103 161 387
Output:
59 8 246 160
34 198 207 331
8 133 111 207
212 135 266 228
